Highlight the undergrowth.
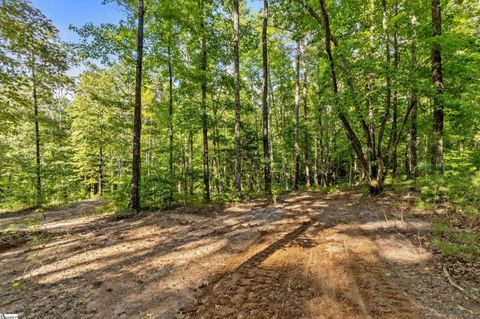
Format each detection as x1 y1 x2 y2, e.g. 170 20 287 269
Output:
414 149 480 262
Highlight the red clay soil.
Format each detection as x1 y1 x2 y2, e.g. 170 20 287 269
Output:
0 192 479 318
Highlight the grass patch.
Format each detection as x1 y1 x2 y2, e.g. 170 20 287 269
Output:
431 218 480 262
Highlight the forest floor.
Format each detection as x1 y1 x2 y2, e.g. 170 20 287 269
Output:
1 190 479 319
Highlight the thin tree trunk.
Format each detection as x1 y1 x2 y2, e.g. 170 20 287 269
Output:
251 106 261 191
233 0 242 192
31 54 41 205
376 0 391 192
280 98 288 190
366 82 377 182
189 132 194 195
302 40 310 190
182 138 187 205
213 104 222 194
293 41 301 190
318 105 326 187
348 145 353 186
200 0 210 201
409 15 419 179
391 0 399 177
262 0 271 195
268 77 275 174
366 0 377 183
313 135 319 187
431 0 444 172
167 43 174 201
99 144 103 196
129 0 145 211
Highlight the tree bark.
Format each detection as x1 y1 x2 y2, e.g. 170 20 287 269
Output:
293 40 301 191
376 0 391 192
313 135 319 187
233 0 242 192
99 138 104 196
200 0 210 201
391 0 399 177
167 43 175 201
129 0 144 211
409 15 419 179
302 40 310 190
213 102 222 194
431 0 444 172
31 54 42 205
262 0 271 195
189 132 194 195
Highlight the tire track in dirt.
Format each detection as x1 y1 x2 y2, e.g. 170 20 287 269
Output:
187 193 424 319
188 217 317 318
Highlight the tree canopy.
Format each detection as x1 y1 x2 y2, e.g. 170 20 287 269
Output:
1 0 479 211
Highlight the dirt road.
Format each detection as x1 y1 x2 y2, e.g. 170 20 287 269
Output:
1 192 478 318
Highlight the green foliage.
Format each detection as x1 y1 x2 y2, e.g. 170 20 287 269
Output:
417 148 480 218
1 0 479 222
432 223 480 262
415 148 480 262
0 0 73 209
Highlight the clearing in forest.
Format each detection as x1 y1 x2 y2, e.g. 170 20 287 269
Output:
0 191 479 318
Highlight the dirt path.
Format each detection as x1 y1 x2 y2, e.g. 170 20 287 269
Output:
1 192 479 318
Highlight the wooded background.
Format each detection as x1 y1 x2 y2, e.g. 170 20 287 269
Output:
1 0 479 212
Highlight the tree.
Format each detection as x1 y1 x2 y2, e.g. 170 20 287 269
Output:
408 15 418 179
301 39 310 190
129 0 145 211
0 0 69 206
262 0 271 195
2 0 479 209
431 0 444 172
233 0 242 192
200 0 210 201
293 40 301 191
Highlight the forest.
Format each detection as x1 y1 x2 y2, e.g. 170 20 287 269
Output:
1 0 480 318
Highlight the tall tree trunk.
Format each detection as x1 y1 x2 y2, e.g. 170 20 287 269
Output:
376 0 391 192
167 43 174 201
279 91 288 190
316 64 325 187
431 0 444 172
302 40 310 190
293 40 301 190
366 0 377 183
233 0 242 192
268 77 275 174
253 98 261 191
348 146 353 186
391 0 399 177
189 132 194 195
200 0 210 201
182 138 187 205
366 83 377 182
129 0 144 211
31 54 41 205
313 135 319 187
409 15 419 179
213 104 222 194
99 143 104 196
262 0 271 195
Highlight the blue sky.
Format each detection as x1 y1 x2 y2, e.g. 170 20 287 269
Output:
31 0 262 44
30 0 262 75
30 0 126 42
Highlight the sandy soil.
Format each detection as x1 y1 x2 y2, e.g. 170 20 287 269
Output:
0 191 479 318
